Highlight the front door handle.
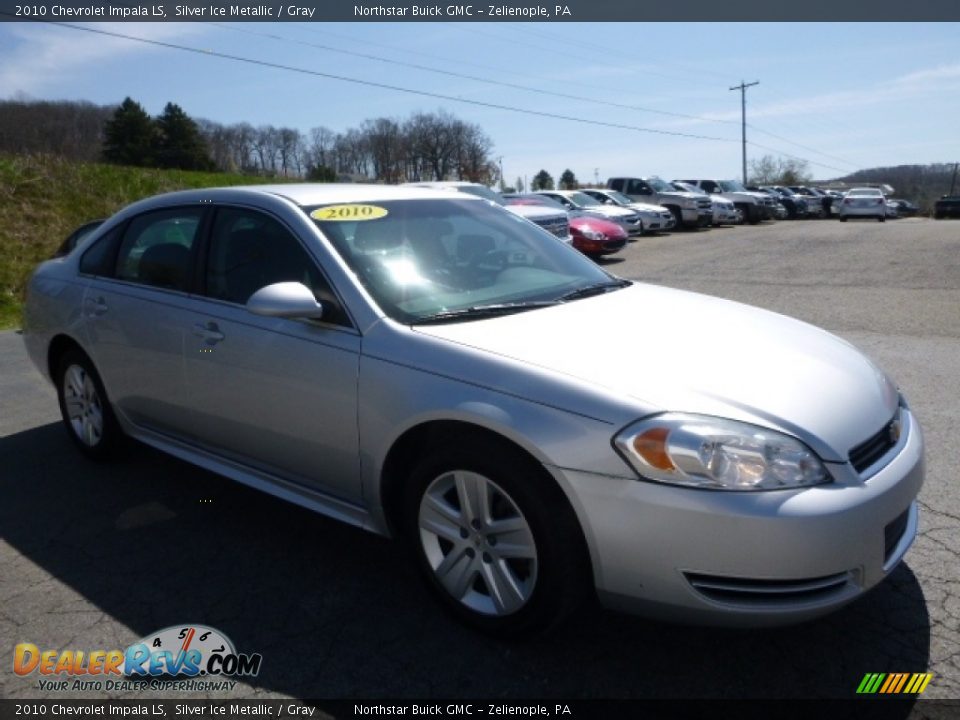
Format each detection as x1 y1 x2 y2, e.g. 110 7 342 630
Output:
84 296 108 317
192 321 225 345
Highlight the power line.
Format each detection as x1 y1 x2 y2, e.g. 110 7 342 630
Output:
286 25 670 101
746 123 859 170
27 20 737 143
747 140 853 176
460 24 727 90
209 22 740 128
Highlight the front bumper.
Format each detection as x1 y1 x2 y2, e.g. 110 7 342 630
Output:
552 409 924 626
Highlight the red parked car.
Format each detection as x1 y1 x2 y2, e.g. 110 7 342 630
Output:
569 216 627 258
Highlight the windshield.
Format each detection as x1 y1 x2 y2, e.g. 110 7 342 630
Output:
567 192 601 207
718 180 747 192
646 177 673 192
672 182 704 195
306 199 615 323
602 190 632 204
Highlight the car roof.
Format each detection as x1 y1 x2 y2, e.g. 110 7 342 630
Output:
140 183 472 207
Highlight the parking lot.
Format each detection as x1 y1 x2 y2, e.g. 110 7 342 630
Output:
1 216 958 703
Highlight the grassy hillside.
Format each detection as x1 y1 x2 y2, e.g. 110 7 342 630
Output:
0 153 282 329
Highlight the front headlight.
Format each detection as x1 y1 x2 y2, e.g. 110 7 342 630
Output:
578 226 605 241
614 414 830 491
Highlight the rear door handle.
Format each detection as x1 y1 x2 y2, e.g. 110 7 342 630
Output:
192 322 225 344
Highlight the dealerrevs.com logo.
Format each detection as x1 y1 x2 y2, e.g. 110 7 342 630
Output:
14 625 262 692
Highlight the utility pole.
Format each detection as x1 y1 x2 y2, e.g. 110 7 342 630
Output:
498 156 504 191
950 162 959 196
594 167 599 186
730 80 759 185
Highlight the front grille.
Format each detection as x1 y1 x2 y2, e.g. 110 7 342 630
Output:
849 414 899 474
603 238 626 252
685 571 852 607
696 199 711 209
531 216 570 239
884 508 910 562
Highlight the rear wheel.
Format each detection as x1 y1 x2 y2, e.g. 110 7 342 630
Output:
878 215 886 222
840 216 848 222
403 437 589 636
56 349 122 460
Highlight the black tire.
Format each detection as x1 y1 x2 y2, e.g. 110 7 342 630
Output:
840 216 848 222
737 203 760 225
878 216 886 222
667 206 683 229
55 348 122 460
402 436 590 637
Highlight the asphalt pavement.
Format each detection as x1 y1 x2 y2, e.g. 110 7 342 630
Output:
1 217 958 705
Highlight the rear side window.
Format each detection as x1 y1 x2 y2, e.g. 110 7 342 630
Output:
114 208 204 291
79 226 123 276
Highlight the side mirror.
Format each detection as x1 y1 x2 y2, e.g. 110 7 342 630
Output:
247 282 324 320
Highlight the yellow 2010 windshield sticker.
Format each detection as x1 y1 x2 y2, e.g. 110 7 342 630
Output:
311 204 388 221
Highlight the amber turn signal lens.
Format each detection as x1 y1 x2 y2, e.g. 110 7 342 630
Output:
633 428 676 471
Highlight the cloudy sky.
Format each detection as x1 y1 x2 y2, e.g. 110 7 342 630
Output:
2 21 958 183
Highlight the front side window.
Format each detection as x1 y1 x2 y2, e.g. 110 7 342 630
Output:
204 207 348 325
114 208 203 291
306 198 615 324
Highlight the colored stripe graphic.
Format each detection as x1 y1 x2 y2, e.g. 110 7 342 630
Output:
857 673 931 694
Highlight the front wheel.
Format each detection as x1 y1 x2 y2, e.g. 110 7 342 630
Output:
403 439 590 636
667 206 683 229
879 216 886 222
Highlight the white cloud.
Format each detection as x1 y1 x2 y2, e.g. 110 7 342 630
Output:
0 22 209 98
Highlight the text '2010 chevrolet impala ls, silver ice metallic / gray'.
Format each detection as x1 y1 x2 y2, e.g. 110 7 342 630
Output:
22 184 923 635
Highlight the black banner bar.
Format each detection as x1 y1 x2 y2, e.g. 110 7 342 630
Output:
1 0 960 22
2 700 960 720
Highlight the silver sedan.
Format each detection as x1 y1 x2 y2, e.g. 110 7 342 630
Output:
23 184 923 634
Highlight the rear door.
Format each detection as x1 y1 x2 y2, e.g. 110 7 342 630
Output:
81 206 207 435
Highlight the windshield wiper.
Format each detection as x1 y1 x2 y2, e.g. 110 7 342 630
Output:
556 279 631 302
414 301 560 325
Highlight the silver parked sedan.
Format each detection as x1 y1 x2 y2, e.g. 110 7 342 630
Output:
23 184 923 634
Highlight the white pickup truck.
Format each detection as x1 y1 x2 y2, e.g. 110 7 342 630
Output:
677 179 778 224
607 176 711 229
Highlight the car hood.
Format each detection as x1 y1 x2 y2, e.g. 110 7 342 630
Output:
506 205 567 221
629 202 670 213
658 190 703 202
414 284 898 462
585 205 635 219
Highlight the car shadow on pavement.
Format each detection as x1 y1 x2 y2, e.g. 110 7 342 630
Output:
0 423 930 705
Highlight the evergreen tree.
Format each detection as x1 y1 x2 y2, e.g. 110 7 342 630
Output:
531 169 554 190
102 97 154 166
559 169 578 189
154 102 213 171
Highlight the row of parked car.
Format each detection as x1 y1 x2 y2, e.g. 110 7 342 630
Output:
405 178 924 261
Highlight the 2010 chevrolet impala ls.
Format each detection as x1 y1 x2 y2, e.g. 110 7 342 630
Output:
23 185 923 635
